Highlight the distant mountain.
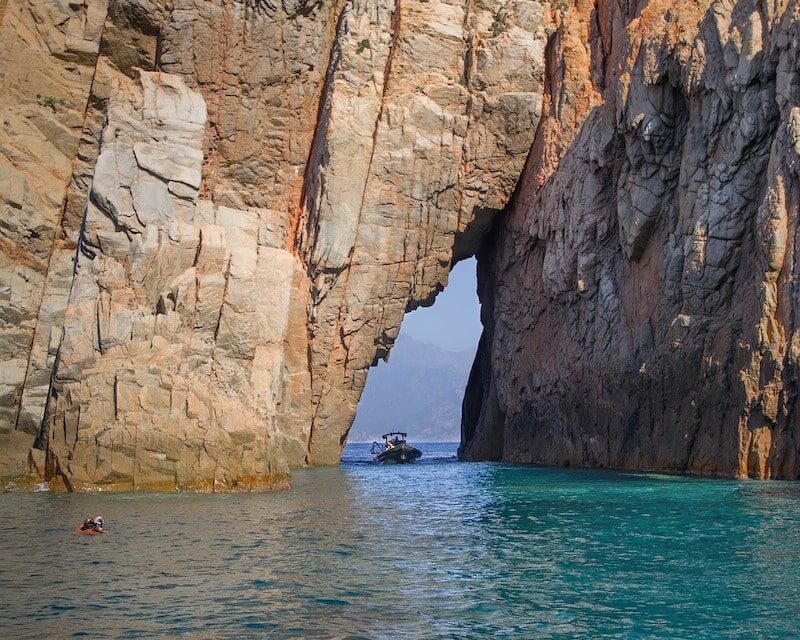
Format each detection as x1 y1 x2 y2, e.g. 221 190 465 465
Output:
348 334 475 443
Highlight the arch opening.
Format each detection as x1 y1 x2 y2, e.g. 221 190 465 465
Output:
349 258 482 444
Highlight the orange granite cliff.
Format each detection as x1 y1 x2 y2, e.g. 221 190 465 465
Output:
0 0 547 490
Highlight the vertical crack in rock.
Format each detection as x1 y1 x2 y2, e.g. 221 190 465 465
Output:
15 0 118 454
0 0 552 490
296 0 349 264
296 0 370 463
0 0 112 484
302 0 404 463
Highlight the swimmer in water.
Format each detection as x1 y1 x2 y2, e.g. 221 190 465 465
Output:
79 518 97 532
78 516 104 534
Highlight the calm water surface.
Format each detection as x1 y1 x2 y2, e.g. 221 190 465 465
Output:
1 442 799 639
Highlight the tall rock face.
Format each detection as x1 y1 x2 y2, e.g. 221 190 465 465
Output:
462 0 800 479
6 0 799 490
0 0 547 489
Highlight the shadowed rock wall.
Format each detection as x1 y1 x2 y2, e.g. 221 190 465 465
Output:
462 0 800 479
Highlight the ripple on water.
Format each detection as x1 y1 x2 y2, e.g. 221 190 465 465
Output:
1 443 800 639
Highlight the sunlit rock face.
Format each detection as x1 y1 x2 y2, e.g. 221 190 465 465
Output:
462 0 800 479
0 0 547 489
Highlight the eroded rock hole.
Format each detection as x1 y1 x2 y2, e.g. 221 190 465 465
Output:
350 258 482 445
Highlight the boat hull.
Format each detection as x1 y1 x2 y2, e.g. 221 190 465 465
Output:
375 444 422 464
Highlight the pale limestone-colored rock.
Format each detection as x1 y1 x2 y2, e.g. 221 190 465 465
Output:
35 71 291 491
0 164 26 209
133 142 203 188
2 0 545 490
0 0 111 483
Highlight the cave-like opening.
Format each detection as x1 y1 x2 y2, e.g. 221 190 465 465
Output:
349 258 482 444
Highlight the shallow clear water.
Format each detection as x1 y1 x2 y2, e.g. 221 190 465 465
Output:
1 442 799 639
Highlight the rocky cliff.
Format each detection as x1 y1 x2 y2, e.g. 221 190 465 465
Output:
0 0 546 489
462 0 800 479
3 0 800 490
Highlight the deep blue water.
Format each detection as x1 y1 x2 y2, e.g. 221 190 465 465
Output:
1 442 799 639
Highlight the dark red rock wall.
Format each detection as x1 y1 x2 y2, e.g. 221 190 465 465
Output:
462 0 800 479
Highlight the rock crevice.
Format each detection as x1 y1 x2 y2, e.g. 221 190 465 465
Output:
4 0 800 488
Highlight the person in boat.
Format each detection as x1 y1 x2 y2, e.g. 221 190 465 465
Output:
93 516 104 532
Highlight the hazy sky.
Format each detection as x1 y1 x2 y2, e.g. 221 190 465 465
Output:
400 257 483 352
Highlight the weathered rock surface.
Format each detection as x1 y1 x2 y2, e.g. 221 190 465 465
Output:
462 0 800 479
0 0 111 484
5 0 800 489
0 0 546 489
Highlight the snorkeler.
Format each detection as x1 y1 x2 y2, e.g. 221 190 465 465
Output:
77 516 105 535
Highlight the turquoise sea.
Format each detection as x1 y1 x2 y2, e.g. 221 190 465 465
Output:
1 442 799 639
